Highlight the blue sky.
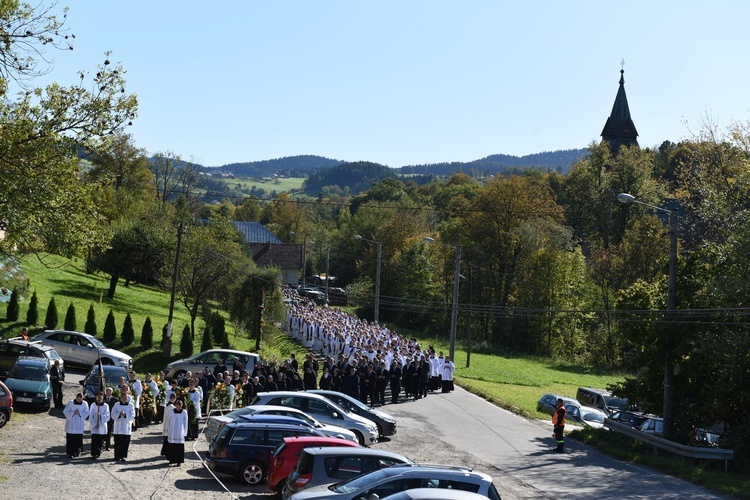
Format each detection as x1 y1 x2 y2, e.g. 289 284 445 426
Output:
33 1 750 168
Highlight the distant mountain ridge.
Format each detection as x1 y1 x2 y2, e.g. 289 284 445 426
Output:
396 149 588 175
199 149 587 178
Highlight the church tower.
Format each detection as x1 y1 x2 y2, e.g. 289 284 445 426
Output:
600 68 639 152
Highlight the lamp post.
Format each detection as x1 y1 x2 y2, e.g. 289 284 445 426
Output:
308 240 330 305
424 237 461 362
354 235 382 324
617 192 678 440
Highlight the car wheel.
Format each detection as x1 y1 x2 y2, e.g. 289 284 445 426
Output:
240 460 265 486
174 370 187 383
275 478 287 494
0 409 8 428
353 430 366 445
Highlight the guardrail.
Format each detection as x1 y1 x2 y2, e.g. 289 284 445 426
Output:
604 418 734 471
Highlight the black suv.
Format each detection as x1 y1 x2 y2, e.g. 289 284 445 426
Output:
206 420 325 486
0 338 64 372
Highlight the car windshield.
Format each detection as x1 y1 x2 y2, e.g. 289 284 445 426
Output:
89 337 105 349
89 367 127 385
9 365 48 381
604 396 628 410
582 411 605 424
332 469 388 493
44 350 61 361
225 407 255 419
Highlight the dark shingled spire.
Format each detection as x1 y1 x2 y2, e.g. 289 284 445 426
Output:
601 69 639 152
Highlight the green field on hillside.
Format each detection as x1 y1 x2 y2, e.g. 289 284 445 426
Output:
223 176 305 193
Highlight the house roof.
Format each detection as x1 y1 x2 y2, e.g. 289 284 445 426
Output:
233 221 282 244
601 69 639 152
249 243 302 269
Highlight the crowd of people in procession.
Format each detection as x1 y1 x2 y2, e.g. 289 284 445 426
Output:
58 286 457 465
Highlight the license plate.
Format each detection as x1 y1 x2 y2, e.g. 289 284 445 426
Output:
17 397 32 403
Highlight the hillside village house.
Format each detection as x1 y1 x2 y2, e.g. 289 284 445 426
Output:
233 221 303 285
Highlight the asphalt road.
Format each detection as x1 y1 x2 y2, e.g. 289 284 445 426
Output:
0 372 726 499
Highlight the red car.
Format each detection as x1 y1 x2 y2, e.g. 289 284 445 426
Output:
267 436 360 493
0 380 14 428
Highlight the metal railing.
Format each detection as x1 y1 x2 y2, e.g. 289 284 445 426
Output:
604 418 734 471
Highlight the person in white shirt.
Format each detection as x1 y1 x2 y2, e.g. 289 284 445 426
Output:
111 391 135 462
166 399 188 465
161 393 176 457
186 378 202 440
63 393 89 458
441 355 456 393
89 391 110 459
128 370 143 429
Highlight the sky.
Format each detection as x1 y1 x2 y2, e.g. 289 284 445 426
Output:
28 1 750 168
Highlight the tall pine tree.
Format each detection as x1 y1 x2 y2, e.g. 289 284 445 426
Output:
63 303 76 331
103 310 117 343
84 304 97 336
44 298 58 329
26 291 38 326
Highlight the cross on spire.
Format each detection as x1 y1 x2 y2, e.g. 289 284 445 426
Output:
620 58 626 71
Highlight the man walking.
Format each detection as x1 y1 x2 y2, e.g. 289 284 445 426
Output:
49 359 65 409
89 391 110 459
552 398 567 453
111 391 135 462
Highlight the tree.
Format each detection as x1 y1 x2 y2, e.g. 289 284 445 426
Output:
176 223 250 339
141 316 153 349
200 323 212 352
63 302 76 331
25 291 38 325
230 269 282 351
0 55 138 256
121 313 134 346
103 309 116 343
150 152 201 208
44 297 58 329
179 324 193 356
210 311 225 346
84 303 97 336
6 287 19 321
88 211 174 298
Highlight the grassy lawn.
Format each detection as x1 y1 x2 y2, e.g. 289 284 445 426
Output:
223 176 305 193
0 254 310 376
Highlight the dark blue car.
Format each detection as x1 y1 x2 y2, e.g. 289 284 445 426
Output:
207 420 325 486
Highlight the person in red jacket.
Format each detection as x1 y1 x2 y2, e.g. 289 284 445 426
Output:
552 398 567 453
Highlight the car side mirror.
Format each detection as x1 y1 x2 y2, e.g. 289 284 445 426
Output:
331 411 340 419
87 343 95 349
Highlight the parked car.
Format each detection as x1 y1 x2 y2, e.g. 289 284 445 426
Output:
576 387 629 416
565 404 606 429
205 404 357 443
0 380 12 427
282 446 414 500
307 390 397 438
0 356 52 410
536 393 579 416
609 410 648 429
31 330 132 369
164 348 260 382
206 420 325 486
694 420 729 447
267 436 361 494
638 416 664 437
287 464 501 500
380 488 490 500
79 365 129 403
251 392 379 446
0 338 64 372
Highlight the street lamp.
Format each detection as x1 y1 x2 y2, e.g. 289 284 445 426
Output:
308 240 330 306
424 236 461 362
355 235 382 323
617 192 678 440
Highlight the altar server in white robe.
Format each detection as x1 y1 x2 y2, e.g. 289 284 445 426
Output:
63 392 89 458
111 391 135 462
89 391 110 459
166 399 188 465
161 393 176 456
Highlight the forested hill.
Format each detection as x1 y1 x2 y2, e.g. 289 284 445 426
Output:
303 161 394 195
206 155 344 177
397 148 588 175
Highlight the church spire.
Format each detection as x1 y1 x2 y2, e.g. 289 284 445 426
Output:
600 67 639 152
